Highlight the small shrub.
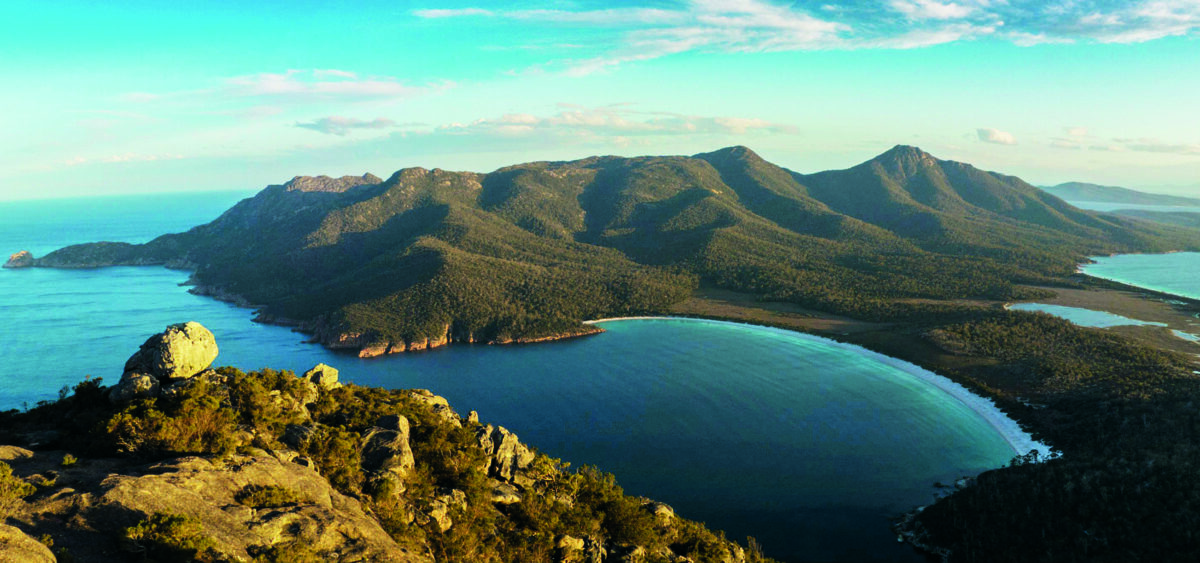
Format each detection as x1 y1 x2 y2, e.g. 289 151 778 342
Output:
61 453 78 468
0 461 35 516
235 485 301 509
123 512 221 563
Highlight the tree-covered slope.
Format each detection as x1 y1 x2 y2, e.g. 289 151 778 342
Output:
28 146 1199 355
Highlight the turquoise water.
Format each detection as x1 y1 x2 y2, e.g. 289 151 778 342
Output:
0 193 1025 562
1081 253 1200 301
1067 201 1200 213
1008 303 1168 328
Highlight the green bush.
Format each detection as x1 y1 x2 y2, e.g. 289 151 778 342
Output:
0 461 35 517
122 512 221 563
235 485 300 509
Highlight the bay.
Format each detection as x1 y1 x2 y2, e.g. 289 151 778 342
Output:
1080 252 1200 301
0 192 1028 562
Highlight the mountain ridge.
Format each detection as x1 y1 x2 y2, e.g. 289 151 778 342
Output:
16 146 1199 357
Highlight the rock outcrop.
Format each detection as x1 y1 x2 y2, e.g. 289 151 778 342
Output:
0 524 55 562
302 363 342 390
476 424 536 484
110 322 218 402
361 415 416 480
3 250 33 268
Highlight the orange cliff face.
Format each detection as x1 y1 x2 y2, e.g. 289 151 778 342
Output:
3 250 33 268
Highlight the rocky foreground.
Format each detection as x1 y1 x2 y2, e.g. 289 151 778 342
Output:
0 322 770 563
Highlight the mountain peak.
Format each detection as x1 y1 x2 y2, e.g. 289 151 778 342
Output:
284 173 382 193
875 145 935 162
693 146 764 167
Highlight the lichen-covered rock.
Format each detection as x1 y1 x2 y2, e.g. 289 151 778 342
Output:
476 425 536 483
0 523 55 563
3 250 33 269
490 481 522 505
361 415 415 479
427 489 466 533
0 445 35 462
302 363 341 390
123 322 219 381
91 454 424 562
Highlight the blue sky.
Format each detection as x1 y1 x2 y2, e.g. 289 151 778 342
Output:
2 0 1199 199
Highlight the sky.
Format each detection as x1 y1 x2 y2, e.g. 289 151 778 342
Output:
2 0 1199 200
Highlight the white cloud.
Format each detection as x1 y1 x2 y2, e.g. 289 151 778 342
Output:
296 116 401 136
410 0 1200 73
977 128 1017 145
225 70 429 102
434 105 798 139
890 0 976 20
1065 126 1089 137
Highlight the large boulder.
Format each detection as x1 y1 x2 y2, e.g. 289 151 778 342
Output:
361 415 415 479
123 322 219 381
3 250 33 269
302 363 341 390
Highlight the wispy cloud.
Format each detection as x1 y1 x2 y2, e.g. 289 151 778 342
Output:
434 105 798 139
118 69 447 107
412 1 1200 74
977 128 1017 145
224 70 434 102
296 116 401 136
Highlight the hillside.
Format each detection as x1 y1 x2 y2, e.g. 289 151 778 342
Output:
1044 181 1200 207
18 146 1198 357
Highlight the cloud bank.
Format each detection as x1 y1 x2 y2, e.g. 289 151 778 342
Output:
414 0 1200 74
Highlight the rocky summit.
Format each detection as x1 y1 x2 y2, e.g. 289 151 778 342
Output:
0 324 770 563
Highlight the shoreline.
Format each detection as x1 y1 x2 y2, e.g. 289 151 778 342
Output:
588 315 1049 458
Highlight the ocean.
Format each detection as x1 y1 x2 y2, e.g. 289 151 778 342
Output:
1 191 1054 562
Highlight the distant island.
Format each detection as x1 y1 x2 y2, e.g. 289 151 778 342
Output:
9 146 1200 562
1043 181 1200 207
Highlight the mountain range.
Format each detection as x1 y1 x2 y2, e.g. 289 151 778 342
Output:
23 146 1198 356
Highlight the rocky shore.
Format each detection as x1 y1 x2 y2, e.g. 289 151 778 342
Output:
0 322 766 563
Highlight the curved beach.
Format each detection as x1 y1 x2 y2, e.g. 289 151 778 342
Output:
588 316 1049 457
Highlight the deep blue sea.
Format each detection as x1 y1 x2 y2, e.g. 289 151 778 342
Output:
0 191 1058 562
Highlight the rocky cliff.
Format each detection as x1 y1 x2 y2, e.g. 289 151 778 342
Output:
0 322 771 563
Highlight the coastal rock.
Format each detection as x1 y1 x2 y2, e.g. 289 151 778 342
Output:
123 321 219 381
361 415 415 479
476 425 536 483
0 524 55 563
302 363 342 390
109 373 161 402
644 501 675 521
3 250 33 269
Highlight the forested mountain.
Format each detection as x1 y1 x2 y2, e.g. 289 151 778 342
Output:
27 146 1198 356
1044 181 1200 206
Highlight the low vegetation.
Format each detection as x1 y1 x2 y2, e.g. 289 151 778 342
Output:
0 366 775 563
